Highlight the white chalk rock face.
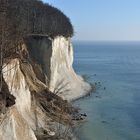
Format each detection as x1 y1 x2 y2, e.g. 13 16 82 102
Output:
3 59 31 115
26 36 91 101
1 59 37 140
0 108 37 140
48 36 91 101
1 59 54 140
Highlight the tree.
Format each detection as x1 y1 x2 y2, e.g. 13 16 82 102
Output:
0 0 8 92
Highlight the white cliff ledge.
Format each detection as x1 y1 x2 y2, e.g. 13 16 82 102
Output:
50 36 91 100
26 36 91 101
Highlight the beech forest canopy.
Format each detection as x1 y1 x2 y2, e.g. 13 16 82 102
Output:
0 0 73 50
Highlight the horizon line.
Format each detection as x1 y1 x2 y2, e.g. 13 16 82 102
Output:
72 40 140 42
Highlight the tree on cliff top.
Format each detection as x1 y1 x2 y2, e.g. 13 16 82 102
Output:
0 0 74 54
7 0 74 37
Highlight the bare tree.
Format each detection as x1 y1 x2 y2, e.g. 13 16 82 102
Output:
0 0 8 92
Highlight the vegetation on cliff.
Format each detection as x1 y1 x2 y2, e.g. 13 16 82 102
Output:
0 0 73 38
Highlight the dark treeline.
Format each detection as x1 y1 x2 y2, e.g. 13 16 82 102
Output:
0 0 73 53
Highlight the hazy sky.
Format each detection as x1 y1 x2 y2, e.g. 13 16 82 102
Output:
43 0 140 41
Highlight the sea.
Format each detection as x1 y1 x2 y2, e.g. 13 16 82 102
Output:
73 41 140 140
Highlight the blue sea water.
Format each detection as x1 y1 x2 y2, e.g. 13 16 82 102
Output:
73 41 140 140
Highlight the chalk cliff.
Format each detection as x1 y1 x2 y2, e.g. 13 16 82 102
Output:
0 0 91 139
26 36 91 101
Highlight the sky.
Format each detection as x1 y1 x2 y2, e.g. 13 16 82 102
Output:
43 0 140 41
